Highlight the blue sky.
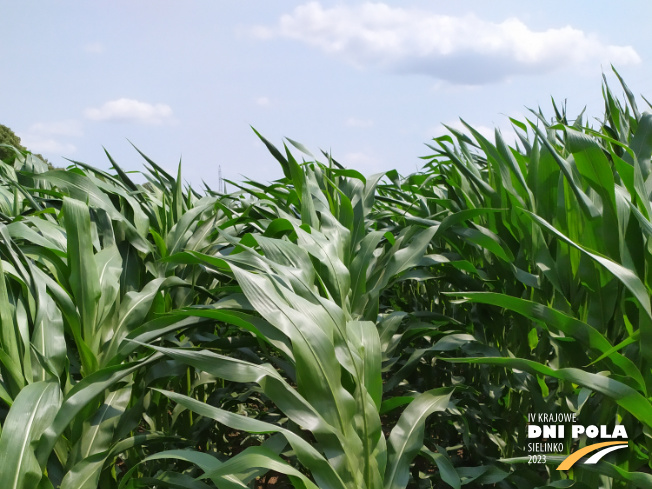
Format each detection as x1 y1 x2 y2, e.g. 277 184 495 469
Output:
3 1 651 188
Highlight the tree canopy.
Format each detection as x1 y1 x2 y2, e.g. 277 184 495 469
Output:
0 123 26 162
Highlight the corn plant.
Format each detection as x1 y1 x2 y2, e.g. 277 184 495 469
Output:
0 149 244 488
119 141 468 488
407 69 652 487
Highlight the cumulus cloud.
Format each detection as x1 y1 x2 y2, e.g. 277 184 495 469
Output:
84 98 174 124
252 2 641 84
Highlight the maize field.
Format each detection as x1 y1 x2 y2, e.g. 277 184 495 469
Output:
0 72 650 488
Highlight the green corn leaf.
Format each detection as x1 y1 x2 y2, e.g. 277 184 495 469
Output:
419 446 461 489
35 355 161 466
118 449 246 489
60 386 132 488
384 387 454 489
78 386 132 461
30 267 66 380
443 357 652 428
102 276 186 362
446 292 646 392
0 381 61 489
154 389 347 489
201 446 320 489
530 123 600 218
63 198 101 354
524 210 651 317
0 256 25 393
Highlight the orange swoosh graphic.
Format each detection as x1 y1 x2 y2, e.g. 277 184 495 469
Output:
557 441 628 470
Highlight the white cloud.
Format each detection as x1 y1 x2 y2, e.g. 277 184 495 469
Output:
345 117 374 128
18 119 82 156
83 42 104 54
252 2 641 84
84 98 174 124
28 120 83 137
256 96 270 107
19 137 76 154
